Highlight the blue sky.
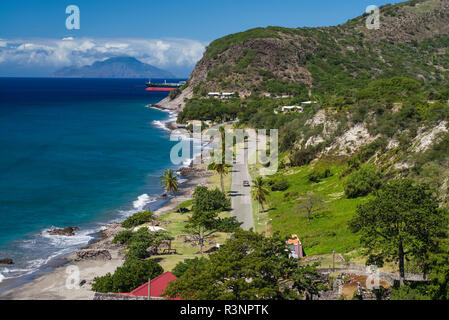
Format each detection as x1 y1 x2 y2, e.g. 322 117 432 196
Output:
0 0 403 76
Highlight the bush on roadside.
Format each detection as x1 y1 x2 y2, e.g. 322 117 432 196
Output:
344 165 383 198
121 211 155 229
193 187 231 212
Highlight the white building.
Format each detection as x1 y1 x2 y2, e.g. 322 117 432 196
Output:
207 92 238 99
300 101 317 106
281 106 303 113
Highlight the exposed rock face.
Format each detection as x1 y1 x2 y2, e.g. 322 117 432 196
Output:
156 86 193 111
0 258 14 265
74 249 112 261
178 166 211 178
48 227 80 236
164 0 449 110
412 121 448 153
325 123 379 156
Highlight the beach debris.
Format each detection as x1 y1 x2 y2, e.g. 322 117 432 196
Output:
75 249 112 261
0 258 14 265
178 166 211 178
132 226 166 232
48 227 80 236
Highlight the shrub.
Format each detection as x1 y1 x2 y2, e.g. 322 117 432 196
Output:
193 187 231 212
121 211 155 229
127 241 151 260
390 283 431 300
112 229 173 253
308 168 332 183
344 165 383 198
169 88 181 100
112 230 134 245
270 179 290 191
92 258 163 293
290 143 324 167
171 257 208 278
284 191 299 199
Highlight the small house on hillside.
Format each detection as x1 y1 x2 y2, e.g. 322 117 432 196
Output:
281 106 303 113
208 92 221 98
207 92 238 99
300 101 317 106
287 234 305 259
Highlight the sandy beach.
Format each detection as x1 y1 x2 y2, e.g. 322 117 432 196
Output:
0 135 213 300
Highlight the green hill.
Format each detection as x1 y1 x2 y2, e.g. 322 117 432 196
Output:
181 0 449 97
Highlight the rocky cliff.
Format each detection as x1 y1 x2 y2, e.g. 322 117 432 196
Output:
158 0 449 109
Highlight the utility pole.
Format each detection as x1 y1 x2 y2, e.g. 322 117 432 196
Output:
148 278 151 300
332 250 335 272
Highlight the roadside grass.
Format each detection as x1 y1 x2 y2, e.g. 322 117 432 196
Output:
257 161 372 256
248 146 272 234
208 169 232 194
151 204 230 272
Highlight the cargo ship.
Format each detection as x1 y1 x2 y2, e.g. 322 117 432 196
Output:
145 80 186 92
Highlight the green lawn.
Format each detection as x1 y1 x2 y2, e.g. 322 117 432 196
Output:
260 162 372 255
152 205 230 272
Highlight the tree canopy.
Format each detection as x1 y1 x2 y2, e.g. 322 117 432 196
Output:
164 230 325 300
350 179 448 285
186 186 239 254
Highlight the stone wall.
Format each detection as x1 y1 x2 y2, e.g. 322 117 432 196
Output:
93 293 164 300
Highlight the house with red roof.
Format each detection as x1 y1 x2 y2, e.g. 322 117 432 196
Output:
116 271 180 300
287 234 305 259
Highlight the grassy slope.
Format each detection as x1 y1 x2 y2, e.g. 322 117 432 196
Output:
260 161 372 255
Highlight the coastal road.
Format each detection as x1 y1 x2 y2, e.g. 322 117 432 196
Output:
230 131 255 231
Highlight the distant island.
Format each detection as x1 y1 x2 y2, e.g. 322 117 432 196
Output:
53 56 175 78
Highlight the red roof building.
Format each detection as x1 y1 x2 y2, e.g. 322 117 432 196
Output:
117 272 180 300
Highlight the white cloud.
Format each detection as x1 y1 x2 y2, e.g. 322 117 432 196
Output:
0 37 207 72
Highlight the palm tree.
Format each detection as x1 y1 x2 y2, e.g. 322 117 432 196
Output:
208 162 229 193
251 176 269 214
160 169 180 210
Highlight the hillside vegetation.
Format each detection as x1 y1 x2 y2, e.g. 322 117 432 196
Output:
182 0 449 97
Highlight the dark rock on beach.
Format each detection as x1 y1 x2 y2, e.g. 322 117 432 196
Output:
178 166 211 178
0 258 14 265
48 227 80 236
75 249 112 261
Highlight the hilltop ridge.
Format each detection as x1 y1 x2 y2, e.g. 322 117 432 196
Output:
158 0 449 109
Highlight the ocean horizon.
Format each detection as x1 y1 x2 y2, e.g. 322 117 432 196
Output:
0 78 188 286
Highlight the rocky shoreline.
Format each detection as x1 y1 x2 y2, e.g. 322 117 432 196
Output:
0 153 211 300
0 108 213 300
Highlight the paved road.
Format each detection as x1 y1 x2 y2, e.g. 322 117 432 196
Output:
230 133 255 231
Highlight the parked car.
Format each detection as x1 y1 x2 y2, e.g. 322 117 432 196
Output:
243 180 250 187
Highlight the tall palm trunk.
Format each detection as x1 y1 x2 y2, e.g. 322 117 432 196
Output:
399 240 405 286
220 172 225 193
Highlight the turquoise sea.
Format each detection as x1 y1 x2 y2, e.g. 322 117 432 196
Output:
0 78 186 286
